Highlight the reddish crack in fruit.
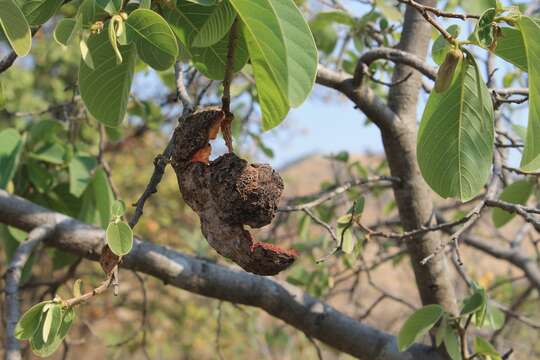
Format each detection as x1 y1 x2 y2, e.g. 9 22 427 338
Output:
172 108 297 276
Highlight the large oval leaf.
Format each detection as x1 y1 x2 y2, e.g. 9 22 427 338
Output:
0 0 32 56
22 0 63 26
491 180 533 228
192 0 236 47
229 0 317 107
125 9 178 70
517 16 540 172
397 304 444 351
30 306 74 357
417 55 494 201
79 25 136 127
162 1 249 80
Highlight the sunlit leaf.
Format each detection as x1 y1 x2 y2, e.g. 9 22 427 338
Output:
397 304 443 351
0 0 32 56
106 221 133 255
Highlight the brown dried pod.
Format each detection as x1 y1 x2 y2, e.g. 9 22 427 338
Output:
434 47 463 93
172 108 296 276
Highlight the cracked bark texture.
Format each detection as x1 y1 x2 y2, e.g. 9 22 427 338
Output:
383 0 458 313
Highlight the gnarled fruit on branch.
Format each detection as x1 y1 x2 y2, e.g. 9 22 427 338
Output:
172 108 296 276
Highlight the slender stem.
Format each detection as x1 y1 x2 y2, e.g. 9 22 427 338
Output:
221 18 239 153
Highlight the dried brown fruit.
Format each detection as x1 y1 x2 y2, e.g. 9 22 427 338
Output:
172 108 296 276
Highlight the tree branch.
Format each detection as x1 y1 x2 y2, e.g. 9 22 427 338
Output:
0 190 444 360
4 225 53 360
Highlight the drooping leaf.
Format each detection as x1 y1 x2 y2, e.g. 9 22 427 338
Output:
40 303 61 344
192 0 236 47
492 180 533 227
494 27 528 72
244 29 289 130
444 328 462 360
417 54 494 201
0 0 32 56
79 25 136 126
517 17 540 172
229 0 317 107
92 167 115 228
15 301 48 340
341 230 355 254
0 128 23 189
106 221 133 255
22 0 63 26
474 336 501 359
162 1 249 80
79 38 94 69
54 18 79 47
30 306 75 357
30 143 65 164
125 9 178 70
397 304 444 351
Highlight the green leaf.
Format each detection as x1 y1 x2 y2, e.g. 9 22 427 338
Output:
73 279 83 297
69 155 97 197
474 336 501 359
341 230 355 254
78 0 98 27
125 9 178 70
0 128 23 189
444 328 462 360
0 0 32 56
309 19 338 54
435 315 447 347
54 18 79 47
229 0 317 107
461 288 486 315
79 38 94 69
79 25 136 127
106 221 133 255
26 160 53 192
417 54 494 201
494 27 528 72
492 180 533 227
243 29 289 130
92 167 114 228
432 25 460 65
22 0 63 26
31 306 75 357
111 199 126 217
397 304 444 351
474 8 496 49
30 143 66 164
517 17 540 172
15 302 48 340
192 0 236 47
41 303 61 343
461 0 494 13
485 303 504 330
108 16 123 64
162 1 249 80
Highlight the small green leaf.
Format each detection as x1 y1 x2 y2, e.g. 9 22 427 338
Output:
15 302 48 340
517 17 540 172
125 9 178 70
397 304 444 351
54 18 79 47
461 288 486 315
192 0 236 47
341 230 355 254
432 25 460 65
79 25 136 127
106 221 133 256
474 336 501 359
111 199 126 217
434 315 447 347
30 143 66 164
0 128 23 189
96 0 121 15
474 8 496 49
0 0 32 56
41 304 61 343
492 180 533 228
485 303 504 330
79 38 94 69
73 279 83 298
69 155 97 197
92 167 115 228
31 306 75 357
